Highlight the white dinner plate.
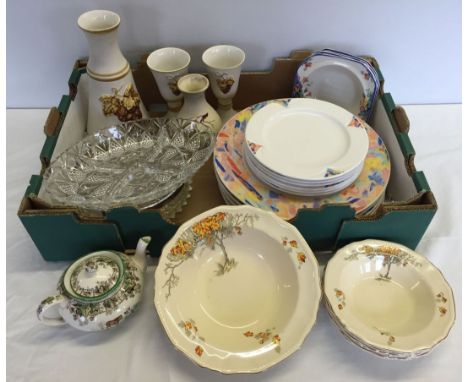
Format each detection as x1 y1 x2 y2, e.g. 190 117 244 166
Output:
243 144 363 187
244 98 369 182
244 145 363 197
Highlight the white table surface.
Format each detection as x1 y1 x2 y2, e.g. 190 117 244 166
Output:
6 105 461 382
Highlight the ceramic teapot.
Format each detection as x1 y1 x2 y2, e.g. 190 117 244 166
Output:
37 237 151 331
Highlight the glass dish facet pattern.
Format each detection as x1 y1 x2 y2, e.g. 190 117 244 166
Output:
41 118 214 211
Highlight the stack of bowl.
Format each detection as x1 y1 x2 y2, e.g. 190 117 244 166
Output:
323 240 455 359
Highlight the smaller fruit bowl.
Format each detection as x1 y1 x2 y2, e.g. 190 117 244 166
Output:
323 239 455 358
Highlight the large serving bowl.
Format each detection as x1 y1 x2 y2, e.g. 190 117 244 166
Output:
323 240 455 357
154 205 321 373
40 118 214 211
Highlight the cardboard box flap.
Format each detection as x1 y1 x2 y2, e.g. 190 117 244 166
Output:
43 107 61 136
289 50 312 60
382 93 416 157
336 208 436 250
412 171 431 192
68 66 86 100
40 95 71 168
25 175 43 197
107 207 179 256
393 106 410 133
380 93 416 169
19 212 125 261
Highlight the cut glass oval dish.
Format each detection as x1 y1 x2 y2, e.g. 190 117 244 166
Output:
40 118 214 211
154 205 321 373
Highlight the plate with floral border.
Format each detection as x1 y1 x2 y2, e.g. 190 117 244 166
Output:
154 205 321 373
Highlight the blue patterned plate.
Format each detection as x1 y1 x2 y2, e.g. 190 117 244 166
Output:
292 49 380 122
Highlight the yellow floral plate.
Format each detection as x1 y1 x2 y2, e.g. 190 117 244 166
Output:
323 240 455 358
154 205 321 373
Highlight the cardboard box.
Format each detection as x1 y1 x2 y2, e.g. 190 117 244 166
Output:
18 50 437 261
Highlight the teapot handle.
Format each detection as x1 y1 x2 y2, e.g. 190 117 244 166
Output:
37 295 67 326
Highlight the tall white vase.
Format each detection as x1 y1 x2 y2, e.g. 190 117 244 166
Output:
78 10 148 135
176 74 222 134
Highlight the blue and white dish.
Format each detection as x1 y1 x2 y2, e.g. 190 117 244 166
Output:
318 49 380 88
314 49 380 98
292 49 380 122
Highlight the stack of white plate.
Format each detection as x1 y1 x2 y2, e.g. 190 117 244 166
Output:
214 98 390 220
323 240 455 360
242 98 369 197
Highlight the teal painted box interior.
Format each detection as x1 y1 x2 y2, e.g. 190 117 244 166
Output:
18 51 437 261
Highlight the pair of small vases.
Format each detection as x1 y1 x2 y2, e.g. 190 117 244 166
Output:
146 45 245 134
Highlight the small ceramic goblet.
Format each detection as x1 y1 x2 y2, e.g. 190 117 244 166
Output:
202 45 245 123
147 47 191 116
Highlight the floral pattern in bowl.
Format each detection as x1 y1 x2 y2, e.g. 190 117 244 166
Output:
154 205 321 373
323 239 455 358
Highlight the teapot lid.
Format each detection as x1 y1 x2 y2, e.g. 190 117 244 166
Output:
61 251 125 303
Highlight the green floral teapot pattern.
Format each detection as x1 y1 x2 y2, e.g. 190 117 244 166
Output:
37 237 151 331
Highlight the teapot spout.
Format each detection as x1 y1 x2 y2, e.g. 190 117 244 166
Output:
133 236 151 271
